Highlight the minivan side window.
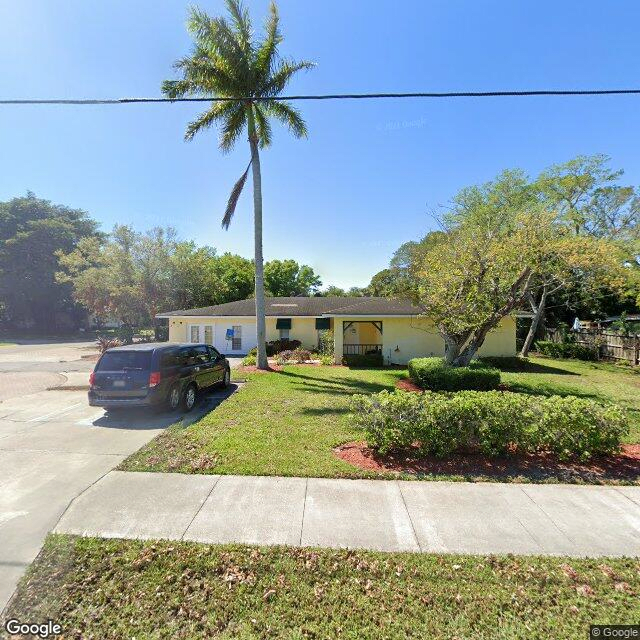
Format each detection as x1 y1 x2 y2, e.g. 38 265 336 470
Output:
160 350 178 368
178 347 195 366
193 345 210 364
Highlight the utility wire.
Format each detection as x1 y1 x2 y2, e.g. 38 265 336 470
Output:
2 88 640 105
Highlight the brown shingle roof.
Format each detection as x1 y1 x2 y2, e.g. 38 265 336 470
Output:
157 297 422 317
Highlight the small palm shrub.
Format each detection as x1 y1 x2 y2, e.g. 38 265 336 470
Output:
242 354 257 366
350 390 628 460
320 354 334 365
408 357 500 391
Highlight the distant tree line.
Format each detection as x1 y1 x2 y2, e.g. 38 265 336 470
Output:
0 193 352 333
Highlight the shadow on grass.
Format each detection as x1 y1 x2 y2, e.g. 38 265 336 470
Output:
278 369 395 396
505 381 602 401
478 357 578 375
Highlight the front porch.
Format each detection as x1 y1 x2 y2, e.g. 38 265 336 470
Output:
337 320 383 361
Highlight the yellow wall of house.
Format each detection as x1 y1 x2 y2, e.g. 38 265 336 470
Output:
333 316 516 364
168 315 334 351
168 314 516 363
265 316 322 348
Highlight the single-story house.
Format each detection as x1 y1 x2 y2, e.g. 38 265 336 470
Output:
156 296 516 365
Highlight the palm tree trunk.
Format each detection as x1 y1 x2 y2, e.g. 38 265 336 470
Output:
247 109 268 370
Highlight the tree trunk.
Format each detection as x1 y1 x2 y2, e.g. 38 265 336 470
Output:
520 288 547 357
247 109 268 370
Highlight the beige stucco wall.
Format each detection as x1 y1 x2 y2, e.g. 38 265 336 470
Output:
265 316 326 349
168 314 516 363
333 316 516 365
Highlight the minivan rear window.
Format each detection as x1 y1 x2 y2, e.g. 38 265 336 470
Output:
97 351 153 371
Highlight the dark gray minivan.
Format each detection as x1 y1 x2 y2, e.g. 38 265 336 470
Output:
88 343 231 412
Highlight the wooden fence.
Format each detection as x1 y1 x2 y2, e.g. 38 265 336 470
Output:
546 329 640 365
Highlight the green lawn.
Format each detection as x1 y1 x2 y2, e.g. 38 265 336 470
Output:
121 358 640 480
5 535 638 640
121 366 404 478
495 356 640 443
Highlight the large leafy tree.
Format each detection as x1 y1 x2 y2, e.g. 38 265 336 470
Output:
163 0 313 369
534 155 640 328
264 259 321 296
408 168 627 365
0 192 100 332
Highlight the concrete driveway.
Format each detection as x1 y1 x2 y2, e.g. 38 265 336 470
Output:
0 340 239 611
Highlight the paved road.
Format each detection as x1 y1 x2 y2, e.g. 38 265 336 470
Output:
0 340 240 612
55 472 640 557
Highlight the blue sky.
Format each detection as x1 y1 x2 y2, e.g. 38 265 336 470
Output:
1 1 640 288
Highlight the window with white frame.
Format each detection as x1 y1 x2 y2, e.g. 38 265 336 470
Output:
232 325 242 351
279 328 290 340
190 325 200 343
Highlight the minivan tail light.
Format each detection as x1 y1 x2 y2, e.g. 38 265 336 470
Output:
149 371 161 387
89 372 96 387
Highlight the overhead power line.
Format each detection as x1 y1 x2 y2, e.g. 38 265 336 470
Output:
2 88 640 105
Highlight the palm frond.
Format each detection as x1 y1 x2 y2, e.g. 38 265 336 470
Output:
222 160 252 230
161 79 198 99
225 0 252 53
219 103 248 153
263 100 308 138
185 107 223 141
255 1 281 77
252 104 273 148
260 59 315 97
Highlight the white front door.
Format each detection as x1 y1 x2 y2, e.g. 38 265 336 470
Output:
188 324 214 345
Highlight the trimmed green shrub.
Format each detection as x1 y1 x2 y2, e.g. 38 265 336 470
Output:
535 340 598 361
342 353 384 367
319 354 334 365
241 354 257 366
408 357 500 391
350 390 628 460
266 339 301 356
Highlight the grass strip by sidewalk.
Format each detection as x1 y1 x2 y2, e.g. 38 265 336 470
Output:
4 534 639 640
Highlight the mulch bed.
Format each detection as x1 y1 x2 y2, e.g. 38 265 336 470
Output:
334 441 640 484
236 364 283 373
396 378 423 392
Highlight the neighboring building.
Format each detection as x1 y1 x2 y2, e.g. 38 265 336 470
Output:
156 296 516 365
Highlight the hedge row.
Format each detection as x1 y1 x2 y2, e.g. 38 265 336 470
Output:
408 357 501 391
535 340 599 361
342 353 384 367
350 390 628 460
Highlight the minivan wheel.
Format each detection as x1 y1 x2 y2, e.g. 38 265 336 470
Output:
167 385 181 411
221 368 230 388
182 384 197 412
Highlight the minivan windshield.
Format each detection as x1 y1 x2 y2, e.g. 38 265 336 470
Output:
97 351 152 371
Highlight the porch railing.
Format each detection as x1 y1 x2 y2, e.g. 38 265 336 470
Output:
343 343 382 356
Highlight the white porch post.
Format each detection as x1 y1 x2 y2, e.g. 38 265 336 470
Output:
333 320 344 365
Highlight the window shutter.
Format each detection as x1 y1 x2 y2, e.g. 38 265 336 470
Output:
315 317 330 330
276 318 292 330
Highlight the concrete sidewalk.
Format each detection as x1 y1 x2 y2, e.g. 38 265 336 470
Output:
55 471 640 557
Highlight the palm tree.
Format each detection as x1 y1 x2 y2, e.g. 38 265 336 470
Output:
163 0 313 369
